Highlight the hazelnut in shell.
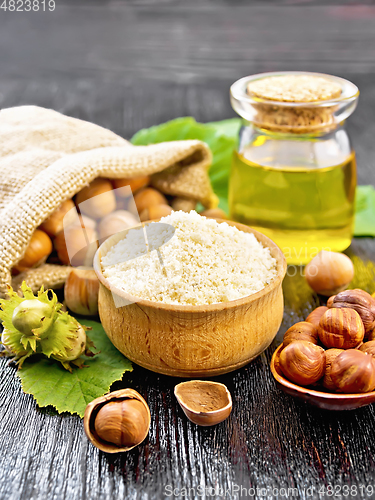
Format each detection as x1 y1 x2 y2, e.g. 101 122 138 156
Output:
140 204 173 222
98 210 139 241
305 250 354 296
14 229 53 273
318 308 364 349
359 341 375 358
306 306 328 328
328 289 375 335
282 322 319 348
64 212 97 232
174 380 232 426
330 350 375 393
76 178 116 219
84 388 150 453
322 348 344 390
327 295 336 308
133 188 168 215
200 208 228 220
278 340 326 386
55 225 98 267
64 268 99 316
39 200 75 237
112 176 150 196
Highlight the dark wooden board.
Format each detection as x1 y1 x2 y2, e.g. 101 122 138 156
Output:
0 2 375 499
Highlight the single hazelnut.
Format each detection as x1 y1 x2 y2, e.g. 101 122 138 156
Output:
39 200 75 237
305 306 328 328
322 348 344 390
98 210 139 241
200 208 228 220
318 308 364 349
327 295 336 308
133 188 168 215
279 340 326 386
65 212 97 231
95 400 148 447
84 389 150 453
112 176 150 197
330 350 375 393
359 341 375 358
282 322 319 348
13 229 53 273
55 225 98 267
76 178 116 219
328 289 375 335
64 268 99 316
140 204 173 222
305 250 354 296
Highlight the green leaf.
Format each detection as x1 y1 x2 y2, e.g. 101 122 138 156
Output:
355 185 375 237
17 319 132 417
131 117 241 212
132 117 375 236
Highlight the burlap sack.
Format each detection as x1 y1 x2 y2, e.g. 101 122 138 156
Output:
0 106 216 297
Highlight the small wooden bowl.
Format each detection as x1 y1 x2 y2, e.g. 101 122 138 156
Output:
94 219 287 377
271 344 375 411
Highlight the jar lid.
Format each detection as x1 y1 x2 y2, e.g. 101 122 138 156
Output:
230 72 359 134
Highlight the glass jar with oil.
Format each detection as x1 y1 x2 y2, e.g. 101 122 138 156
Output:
229 72 359 264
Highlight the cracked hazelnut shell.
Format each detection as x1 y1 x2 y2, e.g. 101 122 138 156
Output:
84 389 150 453
174 380 232 426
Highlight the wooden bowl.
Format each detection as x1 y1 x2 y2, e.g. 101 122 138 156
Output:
271 344 375 411
93 219 287 377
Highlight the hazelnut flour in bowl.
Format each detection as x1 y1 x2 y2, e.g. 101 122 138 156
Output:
94 211 286 377
101 211 277 306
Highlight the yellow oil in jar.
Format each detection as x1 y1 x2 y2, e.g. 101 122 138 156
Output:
229 147 356 265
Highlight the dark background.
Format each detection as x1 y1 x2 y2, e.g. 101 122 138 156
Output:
1 1 375 499
1 0 375 185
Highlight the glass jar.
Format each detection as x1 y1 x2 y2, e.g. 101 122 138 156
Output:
229 72 359 265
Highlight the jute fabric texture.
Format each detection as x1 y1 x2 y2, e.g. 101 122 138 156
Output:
0 106 215 297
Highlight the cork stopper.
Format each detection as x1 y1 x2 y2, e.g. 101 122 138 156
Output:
247 75 342 103
246 74 343 133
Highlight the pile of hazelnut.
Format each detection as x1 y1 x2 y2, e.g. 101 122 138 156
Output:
279 289 375 394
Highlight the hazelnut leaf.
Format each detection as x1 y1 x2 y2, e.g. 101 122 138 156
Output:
16 319 132 417
131 116 242 214
355 185 375 237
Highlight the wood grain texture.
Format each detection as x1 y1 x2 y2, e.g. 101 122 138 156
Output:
95 221 286 377
0 1 375 499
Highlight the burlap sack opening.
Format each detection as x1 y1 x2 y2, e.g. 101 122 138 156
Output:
0 106 216 297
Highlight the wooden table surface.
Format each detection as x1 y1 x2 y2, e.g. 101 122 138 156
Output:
1 2 375 499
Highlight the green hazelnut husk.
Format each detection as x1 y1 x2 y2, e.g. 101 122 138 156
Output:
0 281 96 370
12 299 54 336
